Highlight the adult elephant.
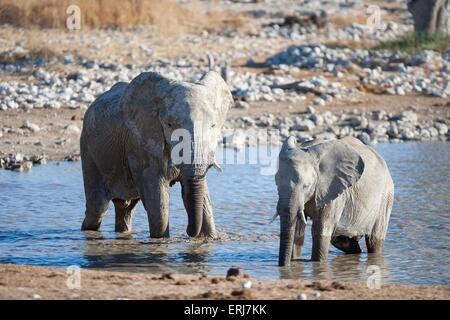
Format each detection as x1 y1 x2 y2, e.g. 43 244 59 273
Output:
275 136 394 266
80 71 233 238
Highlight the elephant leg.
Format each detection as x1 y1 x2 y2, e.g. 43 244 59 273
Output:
81 154 110 231
331 235 362 254
141 169 170 238
292 219 305 259
366 199 391 254
200 183 217 238
311 218 332 262
113 198 140 233
365 235 384 254
82 196 109 231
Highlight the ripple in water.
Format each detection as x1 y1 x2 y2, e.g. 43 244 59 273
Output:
0 143 448 285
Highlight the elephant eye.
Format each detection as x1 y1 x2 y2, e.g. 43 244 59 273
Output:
167 123 172 128
211 124 216 128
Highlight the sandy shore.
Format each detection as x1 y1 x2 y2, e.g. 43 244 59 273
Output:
0 264 448 300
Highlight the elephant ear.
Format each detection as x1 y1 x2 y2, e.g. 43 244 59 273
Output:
197 71 233 119
308 140 365 209
119 72 177 159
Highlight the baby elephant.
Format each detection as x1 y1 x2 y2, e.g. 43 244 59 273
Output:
80 71 233 238
275 136 394 266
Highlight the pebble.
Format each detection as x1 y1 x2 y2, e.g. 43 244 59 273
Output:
298 293 307 300
0 45 447 112
226 267 247 279
234 100 250 109
242 280 252 289
64 124 81 135
0 153 47 171
357 132 371 145
21 120 40 133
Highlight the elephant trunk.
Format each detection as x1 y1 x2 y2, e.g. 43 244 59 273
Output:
278 195 302 267
181 166 206 237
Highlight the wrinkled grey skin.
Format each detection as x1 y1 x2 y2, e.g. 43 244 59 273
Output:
80 71 233 238
275 136 394 266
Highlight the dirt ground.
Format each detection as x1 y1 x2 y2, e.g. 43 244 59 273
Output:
0 264 448 300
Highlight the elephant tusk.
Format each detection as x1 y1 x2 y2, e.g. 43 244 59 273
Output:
269 212 279 224
212 161 223 173
298 210 307 225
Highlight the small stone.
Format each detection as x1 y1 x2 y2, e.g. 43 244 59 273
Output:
82 61 96 69
357 132 371 145
235 100 250 109
64 124 81 135
298 293 307 300
64 55 74 64
401 128 416 140
372 110 386 121
309 114 324 126
13 153 24 162
44 101 61 109
226 267 244 278
305 106 316 114
242 280 252 289
258 115 274 127
398 111 418 123
434 123 448 135
313 98 326 106
291 119 315 132
349 116 362 127
21 120 40 133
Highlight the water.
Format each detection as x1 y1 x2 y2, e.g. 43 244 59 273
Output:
0 142 449 285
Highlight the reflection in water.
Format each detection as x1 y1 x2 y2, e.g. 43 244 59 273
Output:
0 143 449 285
279 254 390 284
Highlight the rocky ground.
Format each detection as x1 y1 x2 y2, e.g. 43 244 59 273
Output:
0 264 448 300
1 0 449 171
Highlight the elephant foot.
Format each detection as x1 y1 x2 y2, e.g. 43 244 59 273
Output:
81 217 102 231
199 230 219 239
115 219 132 233
365 235 384 254
113 198 139 233
292 244 303 260
149 230 170 238
311 235 331 262
331 235 362 254
149 223 170 238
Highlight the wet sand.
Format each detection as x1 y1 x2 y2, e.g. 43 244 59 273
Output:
0 264 448 300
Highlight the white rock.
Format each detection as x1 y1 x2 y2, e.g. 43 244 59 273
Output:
64 124 81 135
235 100 250 109
357 132 371 145
22 121 40 133
292 119 315 132
242 281 252 289
434 123 448 135
309 114 324 126
298 293 307 300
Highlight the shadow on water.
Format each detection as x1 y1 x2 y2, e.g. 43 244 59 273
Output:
0 143 449 284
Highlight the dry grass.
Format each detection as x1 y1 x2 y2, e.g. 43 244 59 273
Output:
0 0 246 35
328 14 368 29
